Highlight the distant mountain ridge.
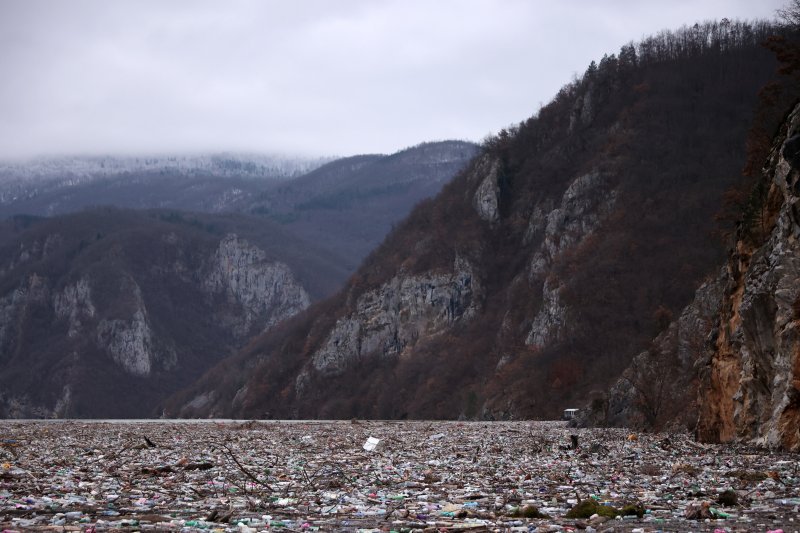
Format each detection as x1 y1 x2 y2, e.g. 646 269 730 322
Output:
0 142 478 268
0 142 478 418
242 141 480 268
0 152 329 181
0 152 329 217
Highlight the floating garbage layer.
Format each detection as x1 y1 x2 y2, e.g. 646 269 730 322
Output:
0 421 798 531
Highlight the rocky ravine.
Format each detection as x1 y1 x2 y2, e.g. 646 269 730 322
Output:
696 103 800 450
0 212 315 418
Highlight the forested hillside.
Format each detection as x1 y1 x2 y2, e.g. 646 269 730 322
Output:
0 153 325 218
242 141 479 269
168 20 787 420
585 14 800 448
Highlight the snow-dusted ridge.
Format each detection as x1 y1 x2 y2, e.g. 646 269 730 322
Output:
0 152 333 182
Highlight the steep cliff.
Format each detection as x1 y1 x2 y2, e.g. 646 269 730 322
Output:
696 103 800 450
295 255 480 396
0 209 340 417
204 234 310 338
168 22 782 420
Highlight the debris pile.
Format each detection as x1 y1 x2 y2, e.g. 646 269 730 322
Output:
0 420 797 531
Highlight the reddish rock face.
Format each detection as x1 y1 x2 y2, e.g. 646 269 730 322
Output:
697 104 800 451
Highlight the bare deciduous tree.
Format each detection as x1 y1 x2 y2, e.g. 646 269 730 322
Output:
777 0 800 28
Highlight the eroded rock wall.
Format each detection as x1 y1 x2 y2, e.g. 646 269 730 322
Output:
524 171 617 347
292 255 481 398
204 234 310 338
696 104 800 450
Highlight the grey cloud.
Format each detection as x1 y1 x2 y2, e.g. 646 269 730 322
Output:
0 0 786 159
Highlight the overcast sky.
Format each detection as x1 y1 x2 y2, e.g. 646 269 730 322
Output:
0 0 787 160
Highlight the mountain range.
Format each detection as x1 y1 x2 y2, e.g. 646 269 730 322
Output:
2 17 799 451
0 142 477 417
164 20 797 438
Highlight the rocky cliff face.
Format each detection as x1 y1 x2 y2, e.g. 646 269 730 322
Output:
471 155 501 223
95 279 165 377
524 171 617 348
295 255 480 391
527 171 616 277
0 210 322 418
204 234 310 338
696 103 800 450
53 277 95 338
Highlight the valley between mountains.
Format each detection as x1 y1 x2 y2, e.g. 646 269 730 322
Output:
1 18 799 452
